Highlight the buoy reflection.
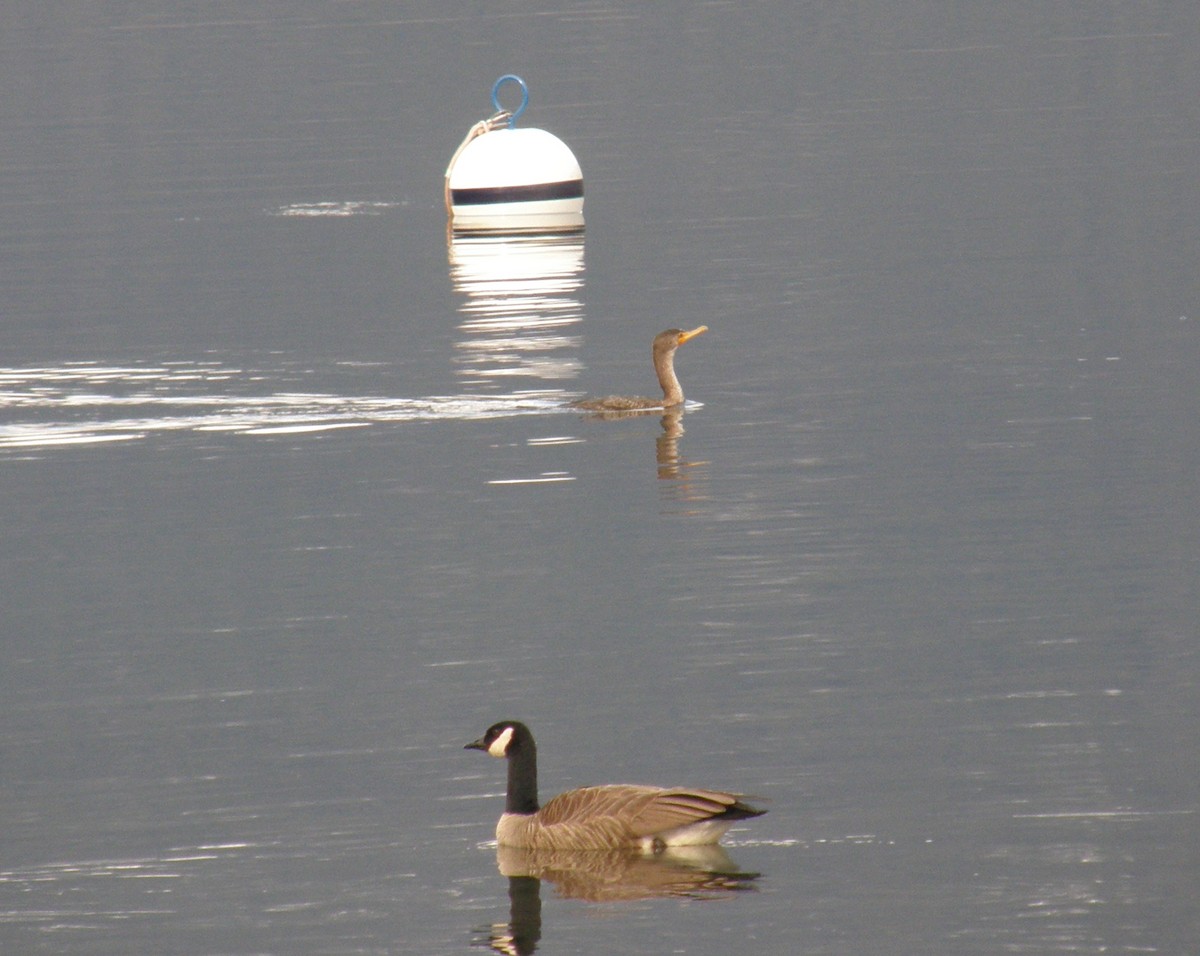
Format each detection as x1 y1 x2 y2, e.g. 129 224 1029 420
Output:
449 232 585 392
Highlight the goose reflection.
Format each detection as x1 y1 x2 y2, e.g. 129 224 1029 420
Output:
477 844 760 955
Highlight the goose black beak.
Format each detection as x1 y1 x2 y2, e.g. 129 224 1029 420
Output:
465 738 487 751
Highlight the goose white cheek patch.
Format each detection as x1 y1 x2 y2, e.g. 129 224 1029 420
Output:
487 726 514 758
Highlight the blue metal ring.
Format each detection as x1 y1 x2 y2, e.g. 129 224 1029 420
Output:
491 74 529 128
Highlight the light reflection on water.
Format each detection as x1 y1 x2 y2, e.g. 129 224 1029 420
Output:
272 201 400 218
449 232 585 389
0 361 567 452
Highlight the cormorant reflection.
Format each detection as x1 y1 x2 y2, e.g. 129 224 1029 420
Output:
575 406 707 492
476 844 759 954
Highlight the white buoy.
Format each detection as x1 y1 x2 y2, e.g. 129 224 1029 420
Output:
445 76 584 233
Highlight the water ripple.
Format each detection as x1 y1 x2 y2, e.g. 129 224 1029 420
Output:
0 361 567 453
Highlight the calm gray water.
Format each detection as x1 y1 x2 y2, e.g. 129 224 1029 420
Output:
3 3 1198 954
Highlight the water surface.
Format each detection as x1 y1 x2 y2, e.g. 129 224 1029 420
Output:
2 3 1198 954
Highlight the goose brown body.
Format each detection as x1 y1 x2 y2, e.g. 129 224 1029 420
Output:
465 721 765 851
571 326 708 412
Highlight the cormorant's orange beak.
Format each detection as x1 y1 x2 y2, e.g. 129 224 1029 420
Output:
678 325 708 345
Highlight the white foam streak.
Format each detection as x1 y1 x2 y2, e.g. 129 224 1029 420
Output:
0 362 568 452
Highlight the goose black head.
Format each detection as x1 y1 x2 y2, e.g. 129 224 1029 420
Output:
465 721 531 759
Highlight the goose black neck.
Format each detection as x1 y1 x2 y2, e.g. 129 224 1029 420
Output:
505 734 540 815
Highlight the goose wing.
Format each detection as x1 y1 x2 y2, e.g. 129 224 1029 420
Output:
623 788 750 838
538 786 749 837
537 785 663 826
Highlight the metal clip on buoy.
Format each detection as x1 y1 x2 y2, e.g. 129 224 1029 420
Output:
444 75 584 233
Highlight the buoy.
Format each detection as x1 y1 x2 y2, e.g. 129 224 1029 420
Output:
445 75 584 234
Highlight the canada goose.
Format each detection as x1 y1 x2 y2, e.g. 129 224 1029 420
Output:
465 720 765 851
571 326 708 411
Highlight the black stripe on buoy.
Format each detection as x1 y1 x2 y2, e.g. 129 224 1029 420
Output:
451 180 584 206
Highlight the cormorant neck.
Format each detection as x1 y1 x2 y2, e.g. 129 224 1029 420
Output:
505 739 540 815
655 350 684 406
